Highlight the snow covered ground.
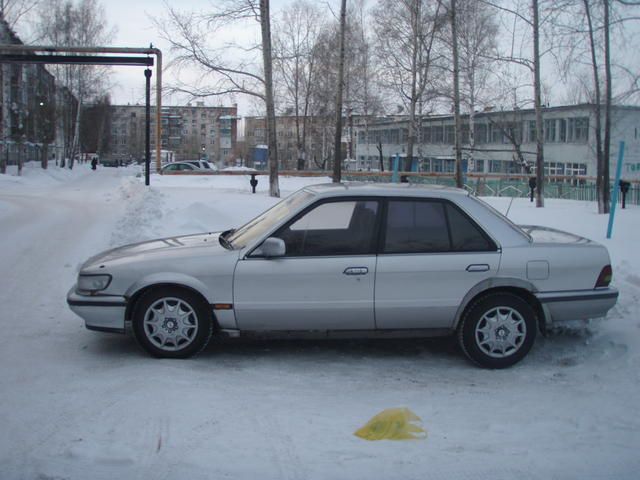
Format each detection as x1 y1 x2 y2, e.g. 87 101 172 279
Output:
1 163 639 480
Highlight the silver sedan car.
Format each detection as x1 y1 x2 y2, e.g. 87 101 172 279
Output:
67 183 618 368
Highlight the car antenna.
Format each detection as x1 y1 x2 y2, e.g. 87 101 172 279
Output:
505 196 515 218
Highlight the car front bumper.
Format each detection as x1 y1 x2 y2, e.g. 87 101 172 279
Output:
67 286 127 333
535 287 619 324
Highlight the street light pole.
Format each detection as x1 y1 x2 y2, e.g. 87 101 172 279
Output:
144 68 151 186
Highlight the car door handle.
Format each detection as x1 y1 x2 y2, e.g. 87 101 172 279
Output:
466 264 490 272
343 267 369 276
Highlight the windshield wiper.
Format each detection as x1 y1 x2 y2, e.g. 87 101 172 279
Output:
219 229 235 250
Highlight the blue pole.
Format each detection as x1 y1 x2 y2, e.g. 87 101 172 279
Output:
606 141 625 239
391 153 400 183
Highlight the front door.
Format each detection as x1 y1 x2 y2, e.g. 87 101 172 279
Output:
234 199 381 331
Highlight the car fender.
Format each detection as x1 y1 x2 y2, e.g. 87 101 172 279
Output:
125 272 214 304
452 277 539 329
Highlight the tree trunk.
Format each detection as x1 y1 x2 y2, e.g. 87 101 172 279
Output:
451 0 463 188
332 0 347 183
1 62 10 174
260 0 280 197
583 0 605 214
69 97 82 169
532 0 544 207
603 0 611 214
468 87 475 174
406 0 420 173
41 142 49 170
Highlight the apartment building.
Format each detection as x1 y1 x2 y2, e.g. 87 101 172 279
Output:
109 102 238 165
0 17 76 168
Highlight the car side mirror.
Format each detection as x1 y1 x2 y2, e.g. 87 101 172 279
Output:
253 237 285 258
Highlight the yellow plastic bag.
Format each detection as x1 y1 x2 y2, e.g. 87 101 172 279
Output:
354 408 427 441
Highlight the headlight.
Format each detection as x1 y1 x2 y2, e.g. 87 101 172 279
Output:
77 274 112 293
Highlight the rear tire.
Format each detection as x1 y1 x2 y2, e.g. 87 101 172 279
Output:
458 292 537 369
132 287 213 358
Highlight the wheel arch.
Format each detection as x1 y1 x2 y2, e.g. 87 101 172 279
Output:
125 275 216 327
453 279 546 334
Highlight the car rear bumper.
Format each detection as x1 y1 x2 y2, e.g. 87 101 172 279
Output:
535 287 618 324
67 286 127 333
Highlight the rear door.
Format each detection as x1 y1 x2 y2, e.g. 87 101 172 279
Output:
375 198 501 329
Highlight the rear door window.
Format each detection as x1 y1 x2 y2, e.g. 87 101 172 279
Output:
384 200 449 253
383 199 495 253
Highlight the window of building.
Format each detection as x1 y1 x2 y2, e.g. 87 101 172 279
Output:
528 120 537 143
566 163 587 176
421 126 431 144
432 125 444 143
445 125 455 144
401 128 409 143
388 129 399 143
461 124 470 144
544 119 556 142
558 119 567 142
489 159 503 173
568 117 589 142
474 123 487 144
544 162 565 176
489 124 503 144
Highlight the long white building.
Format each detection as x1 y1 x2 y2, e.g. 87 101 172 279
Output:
353 104 640 182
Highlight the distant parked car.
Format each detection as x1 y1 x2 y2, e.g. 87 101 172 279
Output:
67 184 618 368
161 161 217 174
184 160 217 171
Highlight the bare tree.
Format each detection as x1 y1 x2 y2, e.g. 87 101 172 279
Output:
0 0 40 30
34 0 114 169
372 0 444 172
155 0 280 196
480 0 550 207
548 0 640 212
273 0 324 171
457 0 498 174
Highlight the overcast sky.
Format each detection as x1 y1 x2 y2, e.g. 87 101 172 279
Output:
12 0 640 116
102 0 294 113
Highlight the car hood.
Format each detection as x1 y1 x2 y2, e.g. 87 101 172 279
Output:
82 232 232 269
518 225 594 245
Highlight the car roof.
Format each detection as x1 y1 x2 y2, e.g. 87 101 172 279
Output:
303 182 470 199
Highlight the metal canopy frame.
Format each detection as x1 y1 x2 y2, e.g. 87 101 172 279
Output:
0 45 163 185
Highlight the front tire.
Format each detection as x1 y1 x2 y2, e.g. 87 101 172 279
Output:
132 287 213 358
458 292 537 368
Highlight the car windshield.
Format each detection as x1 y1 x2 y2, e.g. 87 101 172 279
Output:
226 189 314 249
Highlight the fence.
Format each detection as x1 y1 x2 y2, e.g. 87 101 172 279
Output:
342 172 640 206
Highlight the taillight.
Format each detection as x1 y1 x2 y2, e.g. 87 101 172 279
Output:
595 265 613 288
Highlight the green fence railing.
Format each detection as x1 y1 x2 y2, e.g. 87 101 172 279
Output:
342 173 640 206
